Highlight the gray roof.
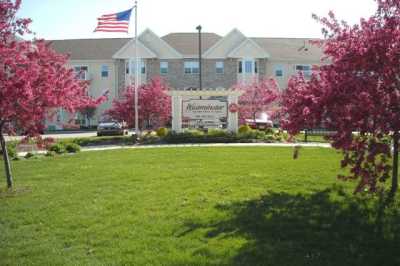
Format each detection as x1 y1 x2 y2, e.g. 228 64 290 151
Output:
49 33 323 62
50 38 130 60
161 32 221 57
252 37 323 61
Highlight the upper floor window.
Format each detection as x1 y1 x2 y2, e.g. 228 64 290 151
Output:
160 61 168 74
274 65 284 77
101 65 109 78
295 64 312 77
216 61 224 74
184 61 199 74
73 66 89 80
126 60 146 75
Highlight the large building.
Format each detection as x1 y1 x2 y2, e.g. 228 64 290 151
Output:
48 28 323 129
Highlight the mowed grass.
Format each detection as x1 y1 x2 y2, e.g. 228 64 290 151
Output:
1 147 399 266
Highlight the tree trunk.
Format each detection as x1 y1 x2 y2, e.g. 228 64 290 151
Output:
390 131 399 197
0 129 13 189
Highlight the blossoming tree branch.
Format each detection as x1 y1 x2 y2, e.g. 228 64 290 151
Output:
0 0 105 188
282 0 400 198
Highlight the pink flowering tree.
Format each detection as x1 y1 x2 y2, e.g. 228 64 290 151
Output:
236 79 279 124
0 0 105 188
105 78 171 129
281 0 400 198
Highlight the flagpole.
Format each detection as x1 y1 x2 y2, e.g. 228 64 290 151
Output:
134 0 140 135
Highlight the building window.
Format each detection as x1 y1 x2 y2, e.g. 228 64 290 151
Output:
240 60 257 74
216 61 224 74
73 66 89 80
101 65 109 78
126 60 146 75
295 64 312 77
160 61 168 74
184 61 199 74
245 61 253 73
274 65 284 77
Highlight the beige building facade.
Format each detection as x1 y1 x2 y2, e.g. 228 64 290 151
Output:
48 28 323 129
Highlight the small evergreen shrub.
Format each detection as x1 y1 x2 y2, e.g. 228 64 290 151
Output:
156 127 169 137
49 143 66 154
65 143 81 153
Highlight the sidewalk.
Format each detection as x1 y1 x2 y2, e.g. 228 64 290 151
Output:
81 142 331 152
16 142 331 157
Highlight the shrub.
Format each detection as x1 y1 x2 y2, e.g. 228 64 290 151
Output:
264 127 275 135
1 142 17 159
24 152 35 159
49 143 66 154
207 129 228 137
238 125 252 134
156 127 169 137
65 143 81 153
45 151 56 157
72 136 134 147
140 134 161 145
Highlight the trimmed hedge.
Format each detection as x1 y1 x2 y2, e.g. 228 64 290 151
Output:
71 136 136 147
163 129 288 144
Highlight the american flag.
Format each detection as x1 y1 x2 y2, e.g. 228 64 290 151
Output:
94 8 133 33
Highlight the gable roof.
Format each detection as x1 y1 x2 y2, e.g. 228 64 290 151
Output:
161 32 221 57
203 28 247 59
112 38 157 59
50 38 130 60
49 31 324 62
227 38 270 58
131 28 182 59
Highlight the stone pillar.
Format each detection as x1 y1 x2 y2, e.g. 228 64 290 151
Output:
171 95 182 133
227 95 239 132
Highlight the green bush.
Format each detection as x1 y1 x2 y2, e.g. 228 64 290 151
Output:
49 143 66 154
24 152 35 159
264 127 275 135
238 125 252 134
140 134 161 145
72 136 134 147
156 127 169 137
207 129 229 137
237 129 266 141
45 151 56 157
65 143 81 153
0 142 17 159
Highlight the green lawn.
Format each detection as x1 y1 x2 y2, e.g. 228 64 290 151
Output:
1 147 399 266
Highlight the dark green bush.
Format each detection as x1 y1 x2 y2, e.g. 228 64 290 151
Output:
65 143 81 153
24 152 35 159
141 134 161 145
45 151 56 157
72 136 134 147
49 143 66 154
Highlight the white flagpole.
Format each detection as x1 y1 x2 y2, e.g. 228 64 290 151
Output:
134 0 140 135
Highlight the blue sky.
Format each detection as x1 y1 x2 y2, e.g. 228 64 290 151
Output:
18 0 377 40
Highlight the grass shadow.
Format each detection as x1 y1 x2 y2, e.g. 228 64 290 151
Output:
181 186 400 266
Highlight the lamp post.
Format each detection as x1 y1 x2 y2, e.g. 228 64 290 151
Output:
196 25 202 90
